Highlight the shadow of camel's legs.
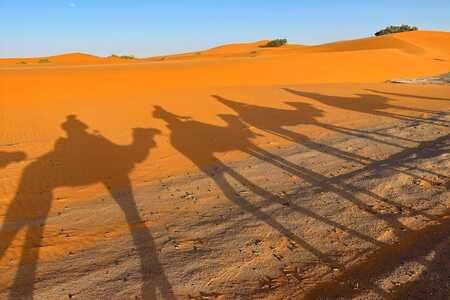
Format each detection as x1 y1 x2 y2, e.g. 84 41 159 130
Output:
216 164 384 247
0 227 21 265
0 184 51 300
9 225 44 300
0 226 21 299
105 177 175 300
272 127 372 164
382 111 449 127
389 104 444 115
318 122 409 149
275 127 445 182
327 124 420 143
244 145 411 236
204 166 338 267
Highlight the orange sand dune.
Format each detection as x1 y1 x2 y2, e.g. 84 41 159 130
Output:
0 30 450 299
144 30 450 61
1 52 141 66
304 31 450 55
305 33 424 54
1 31 449 85
2 30 449 66
145 40 306 61
0 52 103 65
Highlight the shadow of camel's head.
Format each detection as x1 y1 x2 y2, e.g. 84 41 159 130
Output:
0 151 27 168
132 127 161 146
130 127 161 163
212 95 249 109
152 105 191 123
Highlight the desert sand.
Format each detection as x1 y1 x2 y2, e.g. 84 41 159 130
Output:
0 31 449 299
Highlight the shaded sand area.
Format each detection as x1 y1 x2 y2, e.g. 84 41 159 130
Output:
0 31 449 299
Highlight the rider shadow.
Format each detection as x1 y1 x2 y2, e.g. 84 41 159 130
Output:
0 115 174 300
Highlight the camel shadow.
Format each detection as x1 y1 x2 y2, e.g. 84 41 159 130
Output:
283 88 449 128
0 115 174 299
213 94 384 162
153 101 449 277
215 94 446 180
152 105 395 268
212 95 450 297
214 95 448 228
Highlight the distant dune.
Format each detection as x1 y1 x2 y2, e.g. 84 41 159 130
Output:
0 52 101 65
2 31 449 62
150 31 450 60
1 31 449 85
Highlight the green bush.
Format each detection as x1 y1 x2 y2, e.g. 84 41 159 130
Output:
110 54 135 59
262 39 287 48
374 25 418 36
38 59 50 63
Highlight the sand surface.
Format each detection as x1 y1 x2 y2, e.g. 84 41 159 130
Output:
0 31 449 299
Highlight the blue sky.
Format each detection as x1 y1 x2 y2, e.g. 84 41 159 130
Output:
1 0 449 58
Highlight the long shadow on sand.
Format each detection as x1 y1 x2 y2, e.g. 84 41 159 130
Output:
215 95 446 201
215 95 446 180
0 115 174 299
365 89 450 102
153 102 449 297
303 207 450 299
154 106 342 266
213 94 449 297
153 106 402 266
283 88 449 128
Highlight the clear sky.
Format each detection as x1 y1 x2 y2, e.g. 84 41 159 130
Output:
1 0 449 58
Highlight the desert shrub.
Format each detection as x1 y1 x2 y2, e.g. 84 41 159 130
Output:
120 55 135 59
17 61 27 64
38 59 50 63
374 25 418 36
110 54 135 59
262 39 287 48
